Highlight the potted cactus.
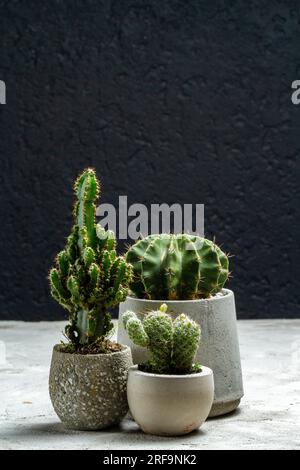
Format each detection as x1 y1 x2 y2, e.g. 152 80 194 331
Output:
122 304 214 436
49 169 133 430
118 233 243 417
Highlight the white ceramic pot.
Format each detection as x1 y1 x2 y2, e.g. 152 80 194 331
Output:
127 365 214 436
118 289 243 417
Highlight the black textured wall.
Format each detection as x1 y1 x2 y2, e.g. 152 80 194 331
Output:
1 0 299 320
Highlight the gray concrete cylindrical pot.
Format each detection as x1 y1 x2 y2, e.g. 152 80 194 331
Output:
118 289 243 417
49 344 132 430
127 365 214 436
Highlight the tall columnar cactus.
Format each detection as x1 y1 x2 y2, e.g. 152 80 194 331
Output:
49 168 132 347
126 234 229 300
122 305 201 374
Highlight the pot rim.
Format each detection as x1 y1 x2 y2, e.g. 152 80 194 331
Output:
52 343 131 358
128 364 213 379
125 288 232 304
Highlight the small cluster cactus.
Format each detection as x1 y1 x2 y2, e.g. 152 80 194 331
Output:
49 169 132 348
122 304 201 374
126 233 229 300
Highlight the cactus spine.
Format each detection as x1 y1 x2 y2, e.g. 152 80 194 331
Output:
122 304 201 374
49 168 132 347
126 234 229 300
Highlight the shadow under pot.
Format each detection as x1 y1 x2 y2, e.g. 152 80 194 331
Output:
49 344 132 430
127 365 214 436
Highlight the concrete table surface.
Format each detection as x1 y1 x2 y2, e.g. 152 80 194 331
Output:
0 320 299 450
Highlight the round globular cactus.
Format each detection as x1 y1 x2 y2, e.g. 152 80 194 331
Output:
126 234 229 300
49 168 132 348
122 304 201 374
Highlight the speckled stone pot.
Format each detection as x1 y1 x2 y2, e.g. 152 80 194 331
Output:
49 344 132 430
118 289 243 417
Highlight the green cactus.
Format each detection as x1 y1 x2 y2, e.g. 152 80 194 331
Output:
126 234 229 300
49 168 132 348
122 304 201 374
172 313 202 374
